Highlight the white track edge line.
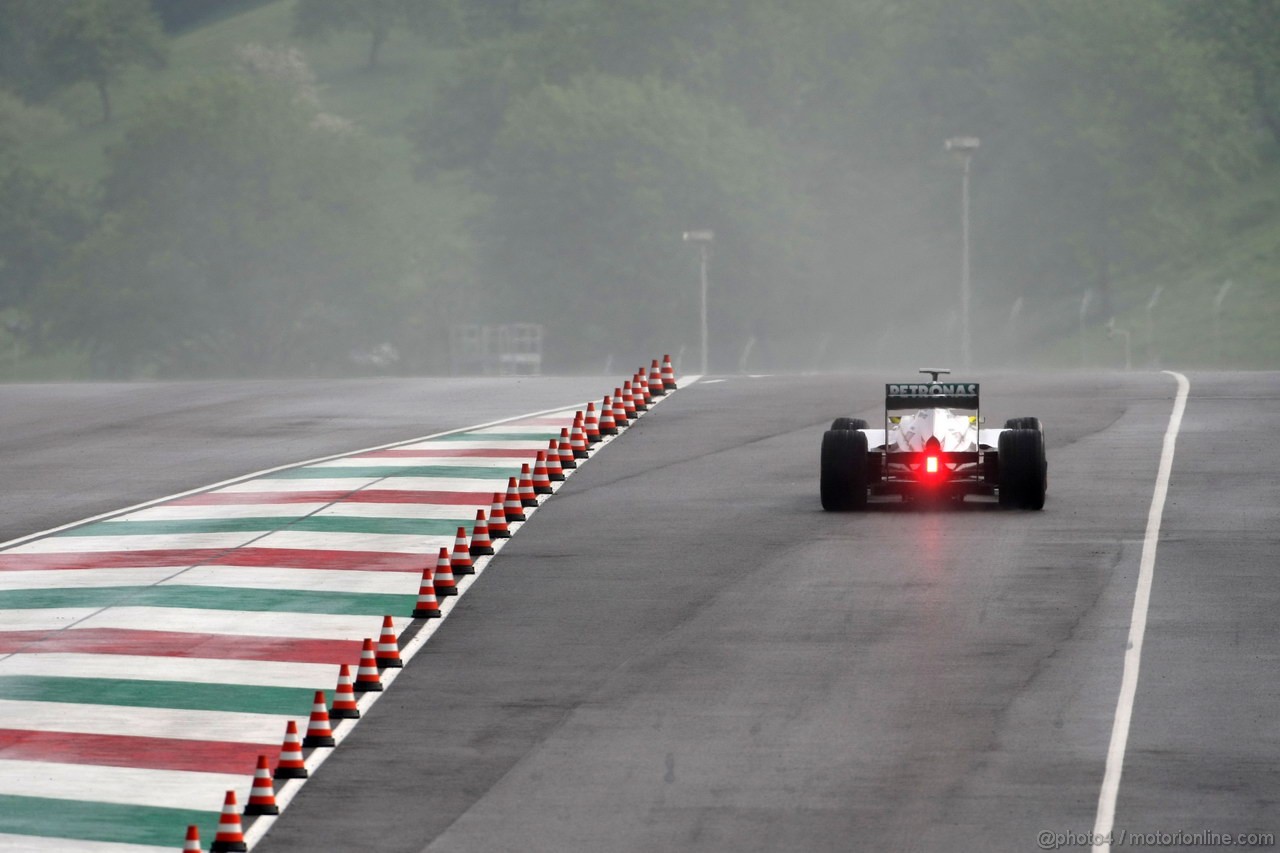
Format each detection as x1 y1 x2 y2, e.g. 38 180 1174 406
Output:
1091 370 1190 852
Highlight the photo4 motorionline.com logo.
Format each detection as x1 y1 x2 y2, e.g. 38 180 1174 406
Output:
1038 829 1275 849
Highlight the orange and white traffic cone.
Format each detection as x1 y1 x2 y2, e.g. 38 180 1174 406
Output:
504 477 526 522
274 720 307 779
488 492 510 538
375 615 402 668
648 359 665 397
412 566 441 619
622 382 639 419
450 527 474 576
632 373 650 411
557 428 577 469
353 638 383 692
302 690 335 747
583 404 602 443
570 418 589 458
612 389 630 427
518 464 538 506
532 452 553 494
331 663 361 716
433 547 457 596
210 790 246 853
184 825 203 852
598 398 617 436
545 439 565 480
661 354 677 389
244 754 280 816
470 509 495 555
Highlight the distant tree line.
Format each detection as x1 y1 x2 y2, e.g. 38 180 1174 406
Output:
0 0 1276 375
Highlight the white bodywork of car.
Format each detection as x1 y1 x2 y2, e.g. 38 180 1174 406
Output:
862 409 1004 453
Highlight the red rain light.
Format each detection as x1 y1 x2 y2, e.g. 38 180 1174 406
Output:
926 455 939 474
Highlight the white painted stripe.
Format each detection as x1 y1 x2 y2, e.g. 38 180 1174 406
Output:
0 565 415 593
1092 371 1190 853
117 504 325 521
311 503 477 521
10 533 260 554
0 759 247 811
174 565 418 594
250 529 453 554
310 456 531 468
0 653 336 689
0 833 171 852
466 424 565 435
0 569 186 590
212 478 381 494
211 476 505 493
393 440 550 451
0 609 100 630
1 607 394 640
338 477 520 492
0 699 289 743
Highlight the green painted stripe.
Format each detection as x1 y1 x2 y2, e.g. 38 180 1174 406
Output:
262 464 516 480
62 515 471 537
0 795 217 848
432 431 559 441
0 585 416 616
0 675 315 715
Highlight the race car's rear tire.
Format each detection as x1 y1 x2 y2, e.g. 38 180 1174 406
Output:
1004 416 1043 433
821 429 868 511
998 427 1047 510
831 417 869 431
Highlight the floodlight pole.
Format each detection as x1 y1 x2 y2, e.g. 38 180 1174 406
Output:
946 136 980 369
683 230 714 375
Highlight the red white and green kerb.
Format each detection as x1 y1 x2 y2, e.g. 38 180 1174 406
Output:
0 379 677 852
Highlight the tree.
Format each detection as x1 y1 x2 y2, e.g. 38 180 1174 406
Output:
0 89 87 312
1178 0 1280 146
481 73 812 368
41 0 167 122
41 74 412 376
0 0 74 99
293 0 456 69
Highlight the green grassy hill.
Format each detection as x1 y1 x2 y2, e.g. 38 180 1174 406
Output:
16 0 1280 376
1058 159 1280 371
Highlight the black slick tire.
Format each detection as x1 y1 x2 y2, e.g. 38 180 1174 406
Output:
821 429 868 511
998 427 1047 510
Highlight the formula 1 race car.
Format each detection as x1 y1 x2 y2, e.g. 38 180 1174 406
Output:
820 368 1046 510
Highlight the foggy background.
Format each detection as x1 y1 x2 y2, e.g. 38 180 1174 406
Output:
0 0 1275 378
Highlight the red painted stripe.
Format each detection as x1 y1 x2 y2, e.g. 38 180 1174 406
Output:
0 629 361 663
0 729 274 775
355 448 539 459
0 547 430 572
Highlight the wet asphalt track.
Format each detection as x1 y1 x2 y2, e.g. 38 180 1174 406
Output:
3 372 1276 853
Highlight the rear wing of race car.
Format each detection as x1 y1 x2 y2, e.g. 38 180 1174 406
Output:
884 370 980 433
884 382 980 411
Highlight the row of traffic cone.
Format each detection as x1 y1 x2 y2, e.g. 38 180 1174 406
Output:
405 355 678 622
186 356 679 851
188 631 402 847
